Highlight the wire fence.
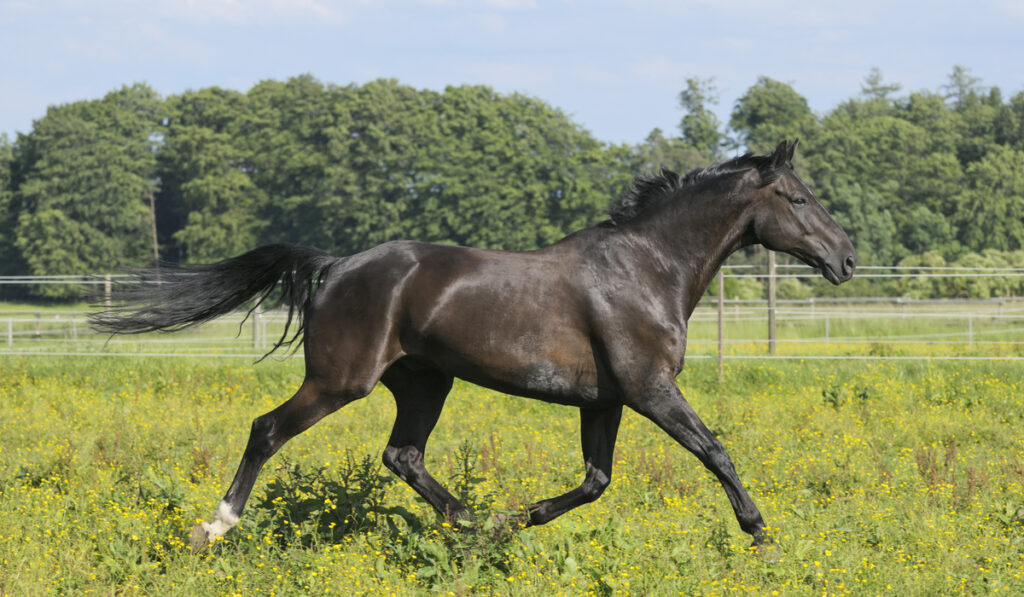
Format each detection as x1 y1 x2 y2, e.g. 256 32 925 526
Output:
1 266 1023 362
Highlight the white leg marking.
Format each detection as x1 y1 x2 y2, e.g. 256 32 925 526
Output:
200 500 240 540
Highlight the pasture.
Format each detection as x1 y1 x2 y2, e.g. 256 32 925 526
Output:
1 345 1023 595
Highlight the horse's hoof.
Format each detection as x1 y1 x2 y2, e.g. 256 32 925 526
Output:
443 509 475 533
190 523 211 553
491 511 528 530
751 534 781 563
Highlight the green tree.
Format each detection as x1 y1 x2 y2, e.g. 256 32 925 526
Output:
1007 92 1024 151
954 145 1024 252
252 79 629 255
896 91 964 155
942 65 983 108
677 77 728 159
860 67 902 101
0 134 20 277
242 75 338 250
158 87 263 263
13 84 162 297
809 106 965 261
319 79 443 252
813 176 900 265
632 128 709 175
416 85 624 249
730 77 816 154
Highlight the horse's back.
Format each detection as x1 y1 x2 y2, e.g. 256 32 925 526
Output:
307 239 608 404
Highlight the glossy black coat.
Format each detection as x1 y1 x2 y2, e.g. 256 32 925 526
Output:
93 140 855 550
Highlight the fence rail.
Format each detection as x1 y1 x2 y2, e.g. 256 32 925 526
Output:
1 266 1023 364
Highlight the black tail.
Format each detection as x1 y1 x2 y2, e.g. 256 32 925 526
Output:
89 244 337 356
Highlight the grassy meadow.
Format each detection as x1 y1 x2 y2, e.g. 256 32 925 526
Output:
1 351 1023 595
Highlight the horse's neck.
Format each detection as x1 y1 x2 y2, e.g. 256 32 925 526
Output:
642 184 755 317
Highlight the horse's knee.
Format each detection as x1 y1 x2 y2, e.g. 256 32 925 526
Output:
382 445 422 481
382 445 400 473
580 467 611 502
245 414 278 459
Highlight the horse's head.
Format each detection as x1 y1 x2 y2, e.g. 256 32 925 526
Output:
749 140 856 285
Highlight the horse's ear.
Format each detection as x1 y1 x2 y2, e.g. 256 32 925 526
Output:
769 140 789 169
787 138 799 162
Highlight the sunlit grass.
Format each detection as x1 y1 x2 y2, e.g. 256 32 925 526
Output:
1 355 1023 595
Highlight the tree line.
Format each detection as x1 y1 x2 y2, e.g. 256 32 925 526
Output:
1 67 1023 299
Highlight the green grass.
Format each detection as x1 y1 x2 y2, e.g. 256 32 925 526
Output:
1 354 1022 595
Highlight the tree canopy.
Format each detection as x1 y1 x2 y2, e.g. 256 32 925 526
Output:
2 67 1024 300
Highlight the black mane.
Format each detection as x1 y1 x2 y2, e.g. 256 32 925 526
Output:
604 153 779 226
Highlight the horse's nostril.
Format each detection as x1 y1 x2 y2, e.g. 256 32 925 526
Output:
843 255 856 275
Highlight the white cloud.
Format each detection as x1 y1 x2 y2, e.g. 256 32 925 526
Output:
413 0 537 7
989 0 1024 20
570 64 622 87
465 11 509 33
459 61 552 88
613 0 887 27
156 0 346 25
23 0 354 27
484 0 537 9
631 56 693 82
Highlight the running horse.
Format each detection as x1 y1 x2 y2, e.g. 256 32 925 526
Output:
91 140 855 553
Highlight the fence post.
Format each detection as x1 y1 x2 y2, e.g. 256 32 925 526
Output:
104 274 112 309
767 251 777 355
35 311 41 339
253 303 263 349
72 316 78 349
717 271 724 383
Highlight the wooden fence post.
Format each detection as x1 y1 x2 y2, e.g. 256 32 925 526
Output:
253 303 263 349
767 251 777 355
717 271 725 383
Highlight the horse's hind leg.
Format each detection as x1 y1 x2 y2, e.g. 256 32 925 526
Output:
190 378 365 551
379 361 469 521
525 405 622 526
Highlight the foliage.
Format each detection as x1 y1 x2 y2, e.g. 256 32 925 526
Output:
895 249 1024 299
0 134 20 276
2 356 1023 594
8 84 162 296
4 67 1024 301
860 67 902 101
730 76 816 155
157 87 264 263
677 77 729 159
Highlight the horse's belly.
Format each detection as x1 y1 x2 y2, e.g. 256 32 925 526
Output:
459 360 605 406
410 331 607 406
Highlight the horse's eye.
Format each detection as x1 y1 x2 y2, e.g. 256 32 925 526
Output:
789 196 808 206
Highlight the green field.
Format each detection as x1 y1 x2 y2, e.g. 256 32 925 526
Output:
1 352 1022 596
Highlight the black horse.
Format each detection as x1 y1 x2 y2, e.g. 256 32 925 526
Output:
91 140 855 553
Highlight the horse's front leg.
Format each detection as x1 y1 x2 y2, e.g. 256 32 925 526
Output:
628 376 771 549
523 405 622 526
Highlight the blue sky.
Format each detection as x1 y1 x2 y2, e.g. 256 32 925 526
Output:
2 0 1023 145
